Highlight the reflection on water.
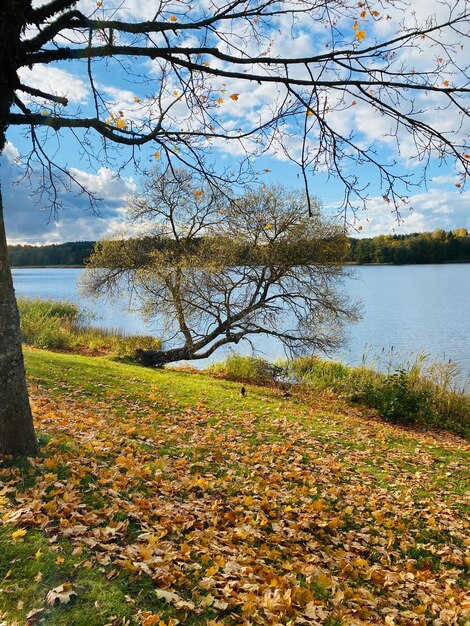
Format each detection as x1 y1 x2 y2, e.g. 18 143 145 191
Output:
12 264 470 380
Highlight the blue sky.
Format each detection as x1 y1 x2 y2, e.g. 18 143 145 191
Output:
2 0 469 244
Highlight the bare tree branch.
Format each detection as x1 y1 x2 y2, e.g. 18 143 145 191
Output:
83 176 358 365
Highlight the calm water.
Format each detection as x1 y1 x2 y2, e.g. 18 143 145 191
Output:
12 265 470 380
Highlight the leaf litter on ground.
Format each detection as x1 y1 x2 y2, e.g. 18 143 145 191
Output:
0 350 469 625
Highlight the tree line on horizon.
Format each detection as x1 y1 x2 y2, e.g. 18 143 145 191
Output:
7 228 470 267
348 228 470 264
8 240 95 267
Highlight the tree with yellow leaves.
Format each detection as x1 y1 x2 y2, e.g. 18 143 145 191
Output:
83 173 358 366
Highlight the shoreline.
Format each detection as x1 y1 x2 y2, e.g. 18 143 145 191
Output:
11 260 470 269
12 264 85 269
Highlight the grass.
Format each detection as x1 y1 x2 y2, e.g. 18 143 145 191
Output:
209 353 279 385
19 298 469 437
211 354 470 438
0 348 468 625
289 354 470 437
18 297 161 358
0 526 140 625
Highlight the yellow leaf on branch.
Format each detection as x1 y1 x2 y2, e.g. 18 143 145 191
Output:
114 117 128 130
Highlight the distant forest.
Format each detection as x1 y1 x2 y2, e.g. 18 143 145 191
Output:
8 241 95 267
348 228 470 264
7 228 470 266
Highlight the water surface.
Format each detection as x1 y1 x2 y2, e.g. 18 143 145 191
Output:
12 264 470 380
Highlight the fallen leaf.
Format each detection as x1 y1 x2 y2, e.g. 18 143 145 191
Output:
154 588 196 610
46 583 77 606
11 529 27 542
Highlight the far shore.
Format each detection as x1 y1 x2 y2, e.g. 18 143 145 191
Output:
12 264 86 269
11 260 470 269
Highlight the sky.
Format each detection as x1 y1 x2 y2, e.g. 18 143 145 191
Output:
2 0 469 244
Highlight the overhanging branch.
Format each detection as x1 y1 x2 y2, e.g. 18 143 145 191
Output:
17 83 68 106
29 0 78 23
23 44 470 94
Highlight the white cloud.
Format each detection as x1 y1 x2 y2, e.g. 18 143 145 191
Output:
430 173 460 185
1 146 135 244
68 166 136 199
18 66 88 104
348 188 470 237
2 142 20 162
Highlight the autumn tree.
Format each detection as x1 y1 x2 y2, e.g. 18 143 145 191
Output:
1 0 469 454
83 175 357 365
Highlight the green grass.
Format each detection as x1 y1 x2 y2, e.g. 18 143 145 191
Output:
0 523 217 625
25 349 284 419
0 348 468 625
19 298 469 437
212 353 469 437
209 353 279 384
23 349 469 507
18 297 161 357
0 526 136 625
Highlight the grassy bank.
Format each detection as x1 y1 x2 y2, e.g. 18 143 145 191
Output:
210 354 470 438
0 349 468 625
17 298 470 437
18 297 161 357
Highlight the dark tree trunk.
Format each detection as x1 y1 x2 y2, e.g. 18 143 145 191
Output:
0 185 38 455
0 0 38 456
135 347 193 367
134 332 243 367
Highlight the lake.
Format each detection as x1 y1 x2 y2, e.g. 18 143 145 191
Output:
12 264 470 382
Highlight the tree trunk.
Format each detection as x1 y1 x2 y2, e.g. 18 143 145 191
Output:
134 332 244 366
0 185 38 455
135 347 193 367
0 0 38 455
